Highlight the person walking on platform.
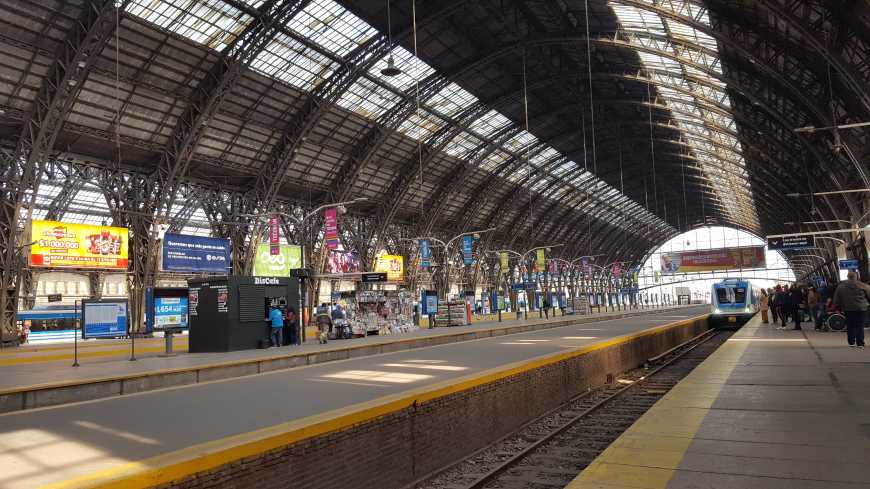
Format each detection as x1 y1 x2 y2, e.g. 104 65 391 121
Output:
789 284 804 330
268 305 284 347
807 286 821 330
542 296 550 319
833 271 869 349
770 287 780 324
776 285 790 329
759 289 770 323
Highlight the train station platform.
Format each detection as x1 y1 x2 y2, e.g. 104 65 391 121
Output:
568 316 870 489
0 306 687 413
0 306 708 489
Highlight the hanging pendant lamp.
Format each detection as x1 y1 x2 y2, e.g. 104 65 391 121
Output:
380 0 403 77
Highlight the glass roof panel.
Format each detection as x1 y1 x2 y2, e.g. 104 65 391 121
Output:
428 83 479 118
369 46 437 93
251 31 338 91
126 0 252 52
287 0 378 57
338 76 402 118
468 110 513 139
610 0 758 229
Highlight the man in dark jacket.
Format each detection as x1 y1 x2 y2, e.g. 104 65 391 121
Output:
770 286 780 324
776 285 790 329
788 284 805 330
833 272 869 349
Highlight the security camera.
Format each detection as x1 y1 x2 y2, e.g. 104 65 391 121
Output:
337 205 347 215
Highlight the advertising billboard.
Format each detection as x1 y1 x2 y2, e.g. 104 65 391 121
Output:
420 239 431 269
29 220 128 270
660 246 766 274
253 244 303 276
324 207 339 250
81 299 129 339
153 297 188 330
161 233 230 273
327 250 361 273
462 235 474 265
374 254 404 282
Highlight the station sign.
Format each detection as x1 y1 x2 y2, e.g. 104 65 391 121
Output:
839 259 860 270
767 235 815 251
361 272 388 283
47 294 62 303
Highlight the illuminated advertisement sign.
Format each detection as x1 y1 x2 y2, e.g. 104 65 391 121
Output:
154 297 188 330
327 250 361 273
253 244 303 276
374 254 404 282
30 220 128 270
161 233 230 273
660 246 766 274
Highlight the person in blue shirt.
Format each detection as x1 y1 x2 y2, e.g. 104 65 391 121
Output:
268 305 284 347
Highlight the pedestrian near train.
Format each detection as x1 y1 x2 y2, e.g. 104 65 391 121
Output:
833 271 869 349
759 289 770 323
776 285 790 329
807 286 821 330
789 284 804 330
770 286 780 324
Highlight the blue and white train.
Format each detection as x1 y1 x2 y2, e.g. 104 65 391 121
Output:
711 278 762 327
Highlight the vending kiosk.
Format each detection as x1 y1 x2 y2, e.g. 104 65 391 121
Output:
187 276 304 352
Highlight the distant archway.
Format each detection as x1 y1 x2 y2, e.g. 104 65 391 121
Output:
637 226 796 304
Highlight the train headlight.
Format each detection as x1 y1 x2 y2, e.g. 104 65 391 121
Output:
713 308 721 314
745 307 753 313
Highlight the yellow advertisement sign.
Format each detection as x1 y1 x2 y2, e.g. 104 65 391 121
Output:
500 251 509 272
30 220 129 270
535 248 546 271
374 254 404 282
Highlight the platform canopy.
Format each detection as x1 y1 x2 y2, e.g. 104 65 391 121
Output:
0 0 868 282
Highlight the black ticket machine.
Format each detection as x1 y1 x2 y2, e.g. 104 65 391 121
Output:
187 276 303 352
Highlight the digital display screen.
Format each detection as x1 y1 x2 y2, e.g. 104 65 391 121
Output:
154 297 188 330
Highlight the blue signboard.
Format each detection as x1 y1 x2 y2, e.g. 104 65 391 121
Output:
162 233 230 273
767 235 815 251
421 290 438 315
420 239 431 269
462 235 474 265
839 259 860 270
154 297 188 330
82 299 128 339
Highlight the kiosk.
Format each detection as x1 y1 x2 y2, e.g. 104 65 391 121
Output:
188 276 303 352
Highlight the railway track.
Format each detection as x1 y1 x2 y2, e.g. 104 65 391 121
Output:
417 328 732 489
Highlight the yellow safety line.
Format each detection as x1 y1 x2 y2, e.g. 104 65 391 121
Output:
0 310 638 396
564 320 751 489
0 344 190 366
43 314 708 489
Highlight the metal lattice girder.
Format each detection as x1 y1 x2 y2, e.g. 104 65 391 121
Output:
151 0 313 218
0 0 128 342
45 175 86 221
166 186 202 234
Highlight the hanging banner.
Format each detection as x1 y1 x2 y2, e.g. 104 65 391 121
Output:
420 239 431 269
253 243 303 276
500 251 509 272
327 250 360 273
660 246 766 274
268 215 280 255
161 233 230 273
611 262 622 279
29 220 128 270
324 208 339 250
535 248 546 271
374 254 404 282
462 235 474 265
580 256 592 276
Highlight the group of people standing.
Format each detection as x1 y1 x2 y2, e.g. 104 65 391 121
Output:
758 271 867 349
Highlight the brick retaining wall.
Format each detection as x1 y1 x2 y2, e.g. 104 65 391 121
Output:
157 315 709 489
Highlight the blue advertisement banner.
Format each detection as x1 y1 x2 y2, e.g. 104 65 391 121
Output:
422 291 438 315
82 299 128 339
154 297 188 330
420 239 431 269
462 235 474 265
162 233 230 273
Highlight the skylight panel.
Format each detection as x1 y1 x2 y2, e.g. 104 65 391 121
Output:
530 146 560 166
398 109 447 141
429 83 478 118
287 0 377 58
126 0 252 52
252 32 337 91
338 76 402 118
444 131 482 158
503 131 537 153
468 110 513 139
479 149 512 172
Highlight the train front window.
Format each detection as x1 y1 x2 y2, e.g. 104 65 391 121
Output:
734 288 746 303
716 288 735 304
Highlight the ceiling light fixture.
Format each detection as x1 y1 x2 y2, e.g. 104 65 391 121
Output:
380 0 402 77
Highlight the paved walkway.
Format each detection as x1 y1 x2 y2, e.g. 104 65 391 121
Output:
0 307 706 488
0 306 683 391
568 316 870 489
